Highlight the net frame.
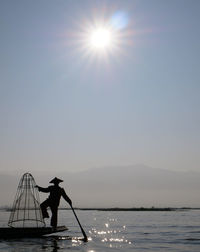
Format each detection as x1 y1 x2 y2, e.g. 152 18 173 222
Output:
8 173 45 228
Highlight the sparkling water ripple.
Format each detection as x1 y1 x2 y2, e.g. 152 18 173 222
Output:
0 209 200 251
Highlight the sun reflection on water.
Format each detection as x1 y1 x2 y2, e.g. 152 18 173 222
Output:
89 219 132 249
105 223 109 228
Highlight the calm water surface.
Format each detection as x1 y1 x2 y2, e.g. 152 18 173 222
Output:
0 209 200 251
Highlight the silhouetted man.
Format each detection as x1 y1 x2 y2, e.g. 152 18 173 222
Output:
36 177 72 230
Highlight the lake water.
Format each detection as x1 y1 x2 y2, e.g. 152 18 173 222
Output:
0 209 200 251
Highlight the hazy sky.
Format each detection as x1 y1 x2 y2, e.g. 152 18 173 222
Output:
0 0 200 174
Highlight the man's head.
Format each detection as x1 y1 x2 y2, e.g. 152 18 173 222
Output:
49 177 63 185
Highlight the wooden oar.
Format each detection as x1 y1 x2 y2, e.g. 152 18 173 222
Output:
70 205 88 242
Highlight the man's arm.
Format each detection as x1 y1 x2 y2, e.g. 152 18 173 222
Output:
61 188 72 205
36 186 50 193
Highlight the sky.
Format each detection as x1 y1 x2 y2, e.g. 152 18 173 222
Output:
0 0 200 176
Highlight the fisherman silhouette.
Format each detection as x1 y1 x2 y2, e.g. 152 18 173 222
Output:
36 177 72 230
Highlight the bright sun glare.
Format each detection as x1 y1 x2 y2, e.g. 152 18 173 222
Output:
73 10 131 60
90 28 112 50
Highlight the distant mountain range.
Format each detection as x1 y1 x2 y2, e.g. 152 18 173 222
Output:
1 165 200 208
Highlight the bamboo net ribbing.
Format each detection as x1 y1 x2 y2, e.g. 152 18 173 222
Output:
8 173 45 228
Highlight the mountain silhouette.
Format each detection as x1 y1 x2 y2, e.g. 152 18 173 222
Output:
1 165 200 208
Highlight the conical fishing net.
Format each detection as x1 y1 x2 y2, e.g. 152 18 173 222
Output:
8 173 45 228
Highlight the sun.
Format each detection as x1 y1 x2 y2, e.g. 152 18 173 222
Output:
69 10 132 61
89 27 112 50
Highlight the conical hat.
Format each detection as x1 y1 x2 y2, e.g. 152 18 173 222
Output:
49 177 63 184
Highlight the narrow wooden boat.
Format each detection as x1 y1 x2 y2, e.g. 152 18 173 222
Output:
0 225 68 239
